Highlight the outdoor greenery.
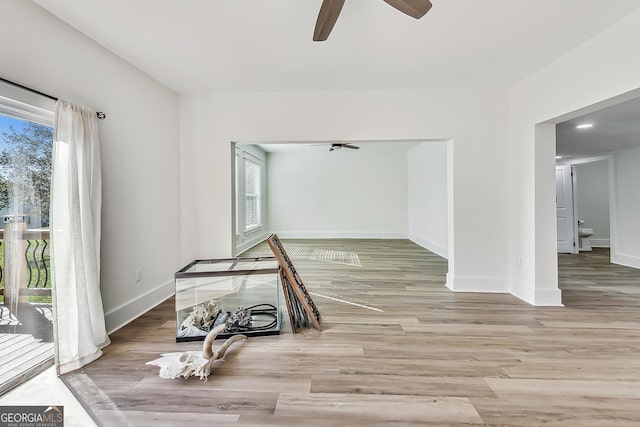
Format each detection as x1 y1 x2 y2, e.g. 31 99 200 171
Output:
0 121 53 227
0 120 53 304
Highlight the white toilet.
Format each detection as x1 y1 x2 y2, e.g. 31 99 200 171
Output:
578 227 594 251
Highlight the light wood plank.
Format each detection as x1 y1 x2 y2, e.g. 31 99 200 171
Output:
485 377 640 399
311 374 496 398
275 393 483 424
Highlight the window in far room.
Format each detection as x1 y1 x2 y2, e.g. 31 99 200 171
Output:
234 144 267 252
244 157 261 230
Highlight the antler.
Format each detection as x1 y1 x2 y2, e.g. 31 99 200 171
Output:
202 324 227 359
202 324 248 360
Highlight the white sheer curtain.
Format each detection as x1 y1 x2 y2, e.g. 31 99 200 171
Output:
51 100 109 375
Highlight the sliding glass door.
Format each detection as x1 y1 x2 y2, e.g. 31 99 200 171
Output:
0 90 55 394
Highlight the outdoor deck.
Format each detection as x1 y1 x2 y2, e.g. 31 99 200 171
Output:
0 303 54 394
0 222 53 394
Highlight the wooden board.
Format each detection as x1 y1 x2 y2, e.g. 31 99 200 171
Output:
267 234 321 331
278 268 297 333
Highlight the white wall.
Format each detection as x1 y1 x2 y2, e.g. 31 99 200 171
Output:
509 8 640 305
180 88 509 294
407 142 448 258
267 142 411 239
0 1 181 332
614 145 640 268
575 161 610 245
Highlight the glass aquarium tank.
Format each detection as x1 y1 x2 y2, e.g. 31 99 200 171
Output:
174 256 281 342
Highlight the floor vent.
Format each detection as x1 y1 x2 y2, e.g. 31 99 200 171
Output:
284 245 362 267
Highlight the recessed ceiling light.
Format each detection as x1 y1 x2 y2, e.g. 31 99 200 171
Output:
576 123 593 129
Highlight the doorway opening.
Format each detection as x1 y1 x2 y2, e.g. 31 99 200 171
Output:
551 89 640 306
230 138 453 296
556 156 614 257
554 90 640 271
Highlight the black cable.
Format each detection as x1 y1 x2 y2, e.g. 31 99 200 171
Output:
225 304 279 333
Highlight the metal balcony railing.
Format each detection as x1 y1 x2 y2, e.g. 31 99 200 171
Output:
0 220 51 309
0 219 53 396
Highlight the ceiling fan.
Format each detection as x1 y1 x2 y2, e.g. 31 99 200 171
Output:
329 143 360 151
313 0 433 41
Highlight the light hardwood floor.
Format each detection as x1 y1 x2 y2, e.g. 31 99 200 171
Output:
63 241 640 426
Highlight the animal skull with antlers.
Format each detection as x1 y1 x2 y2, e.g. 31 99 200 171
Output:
146 324 246 381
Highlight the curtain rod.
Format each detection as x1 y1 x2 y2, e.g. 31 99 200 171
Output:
0 76 106 120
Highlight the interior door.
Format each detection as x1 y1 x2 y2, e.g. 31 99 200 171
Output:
556 165 576 253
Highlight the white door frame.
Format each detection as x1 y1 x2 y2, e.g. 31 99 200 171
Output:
556 165 578 254
560 154 616 257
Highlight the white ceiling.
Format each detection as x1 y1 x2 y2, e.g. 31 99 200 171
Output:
556 96 640 159
32 0 640 158
255 139 426 153
34 0 640 94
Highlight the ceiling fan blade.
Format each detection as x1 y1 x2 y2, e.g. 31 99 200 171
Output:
382 0 432 19
329 143 360 151
313 0 346 41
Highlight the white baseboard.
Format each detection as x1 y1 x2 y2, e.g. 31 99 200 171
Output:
445 273 508 293
480 280 564 307
510 278 533 304
589 239 611 248
272 231 407 239
611 251 640 270
533 288 564 306
510 280 563 306
409 236 448 259
104 279 174 334
235 231 270 256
